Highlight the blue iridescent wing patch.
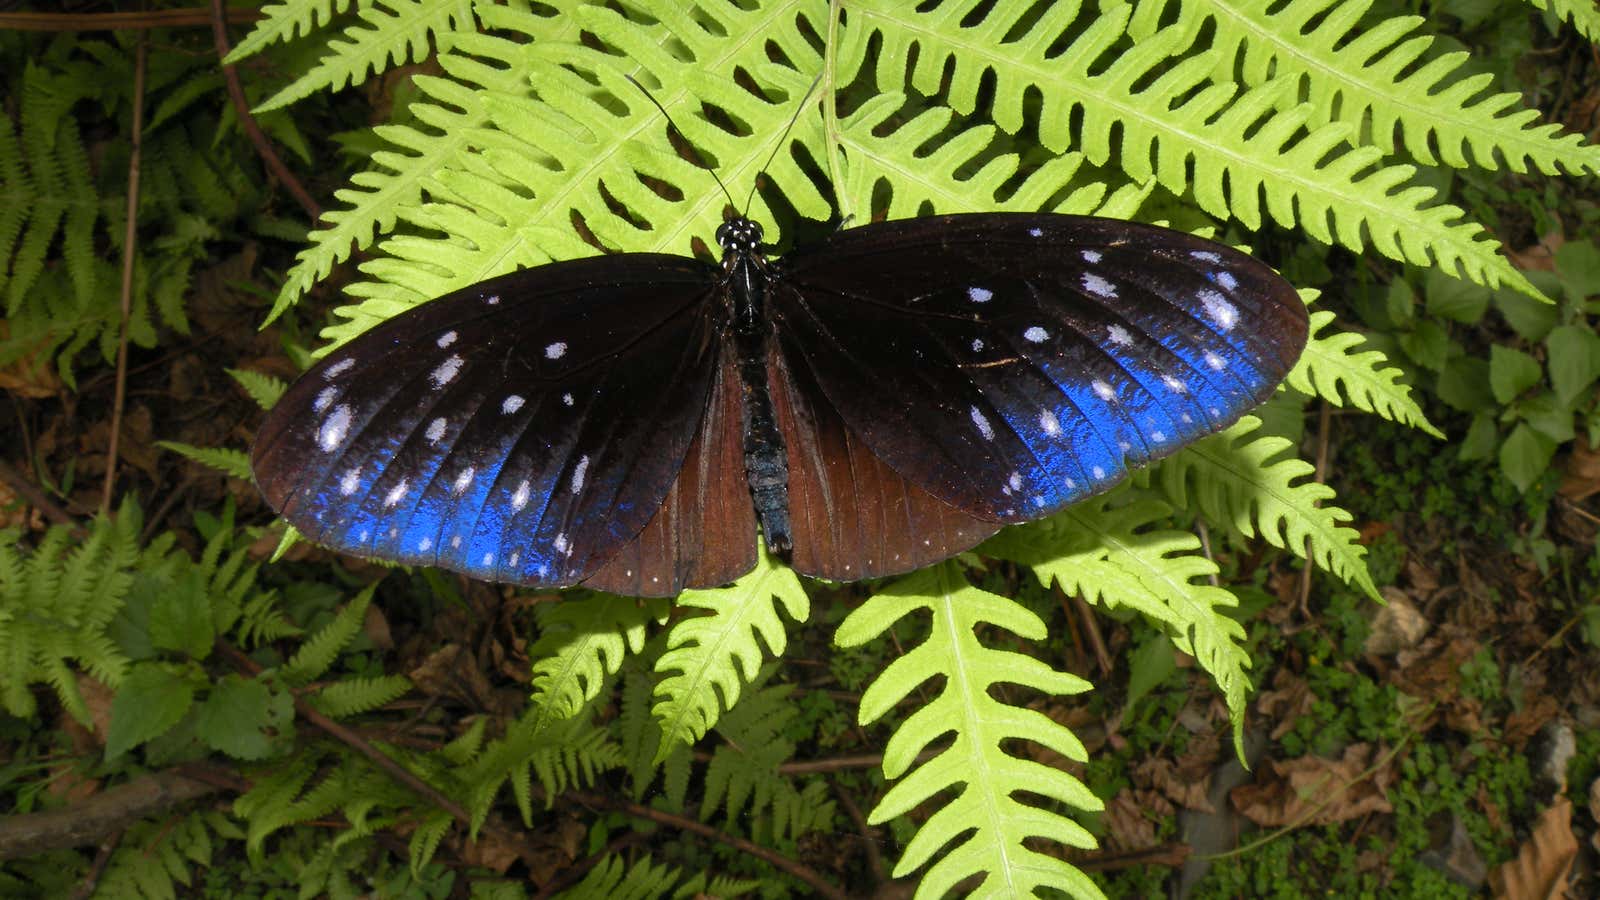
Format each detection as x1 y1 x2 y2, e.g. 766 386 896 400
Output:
252 254 724 589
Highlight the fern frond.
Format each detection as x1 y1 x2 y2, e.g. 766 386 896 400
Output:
255 0 479 113
836 93 1125 220
837 565 1104 899
224 0 366 63
0 503 139 721
986 491 1253 739
228 367 287 410
528 594 666 732
1528 0 1600 43
311 674 411 717
841 0 1540 298
156 441 254 481
1134 0 1600 176
281 583 377 683
652 549 809 761
1159 416 1378 599
1288 304 1441 436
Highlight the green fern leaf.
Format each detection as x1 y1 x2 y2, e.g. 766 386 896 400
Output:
224 0 366 63
156 441 254 481
840 0 1542 299
1133 0 1600 176
1288 305 1441 436
311 674 411 717
255 0 479 114
652 547 808 761
227 367 287 410
985 491 1253 740
556 854 694 900
1158 416 1378 599
528 594 667 731
1528 0 1600 43
837 565 1104 899
835 93 1139 220
281 583 377 683
0 502 139 721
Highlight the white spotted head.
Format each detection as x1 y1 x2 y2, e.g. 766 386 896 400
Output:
715 217 764 254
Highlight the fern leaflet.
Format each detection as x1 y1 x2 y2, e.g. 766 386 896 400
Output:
837 565 1104 899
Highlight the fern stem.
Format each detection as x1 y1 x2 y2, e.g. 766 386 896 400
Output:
209 0 322 223
822 0 848 221
101 32 146 515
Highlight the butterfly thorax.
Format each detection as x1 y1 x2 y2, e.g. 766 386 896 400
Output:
718 216 793 554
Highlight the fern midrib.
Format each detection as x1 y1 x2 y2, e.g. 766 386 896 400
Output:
934 585 1022 892
1209 0 1592 171
848 7 1507 263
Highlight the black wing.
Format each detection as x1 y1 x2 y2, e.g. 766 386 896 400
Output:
770 213 1308 526
252 253 728 589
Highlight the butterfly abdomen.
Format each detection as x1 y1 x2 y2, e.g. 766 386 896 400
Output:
722 217 795 554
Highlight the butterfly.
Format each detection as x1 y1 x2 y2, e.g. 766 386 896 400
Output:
252 210 1308 597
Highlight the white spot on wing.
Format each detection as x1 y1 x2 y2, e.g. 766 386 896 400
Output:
971 338 984 352
1092 379 1115 402
1023 326 1049 343
553 533 568 554
339 467 361 496
509 551 520 567
483 551 495 565
426 417 447 443
419 537 432 552
318 405 353 451
1082 272 1117 298
545 342 566 360
512 480 531 511
453 466 474 495
1092 466 1106 479
562 393 574 407
450 535 462 549
436 330 457 349
1204 351 1227 370
1163 375 1188 393
431 354 463 388
1106 325 1132 346
485 294 500 305
970 406 995 441
383 479 409 508
967 286 993 303
1008 471 1023 491
1082 249 1102 263
570 455 589 494
502 394 524 414
1040 409 1060 436
1214 270 1239 291
313 386 336 413
1191 250 1222 263
1200 289 1238 331
1028 227 1043 237
323 358 355 379
1151 430 1166 442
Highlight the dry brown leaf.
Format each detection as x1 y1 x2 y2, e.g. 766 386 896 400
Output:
0 321 63 398
1487 798 1577 900
1229 744 1394 828
1255 669 1315 741
1102 788 1169 851
1134 758 1213 813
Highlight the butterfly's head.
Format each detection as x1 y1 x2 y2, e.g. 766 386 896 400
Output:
715 217 764 256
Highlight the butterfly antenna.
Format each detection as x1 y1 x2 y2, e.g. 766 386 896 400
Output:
624 73 739 214
744 72 824 215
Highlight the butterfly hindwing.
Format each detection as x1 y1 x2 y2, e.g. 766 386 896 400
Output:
772 213 1308 522
252 254 726 589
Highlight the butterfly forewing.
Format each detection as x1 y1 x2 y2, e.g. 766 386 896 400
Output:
772 213 1308 523
252 254 725 588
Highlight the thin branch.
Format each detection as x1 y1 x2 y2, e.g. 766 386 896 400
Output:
0 459 77 528
570 791 848 900
101 33 147 514
209 0 322 223
0 8 262 30
215 640 472 826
